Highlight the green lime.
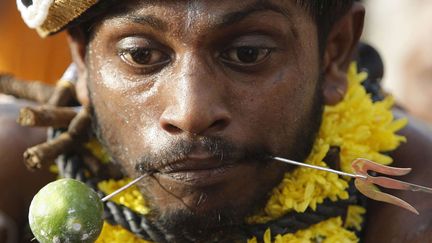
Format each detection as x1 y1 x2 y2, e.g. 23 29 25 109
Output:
28 178 104 243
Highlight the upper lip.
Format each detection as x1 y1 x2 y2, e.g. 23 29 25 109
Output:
156 152 235 173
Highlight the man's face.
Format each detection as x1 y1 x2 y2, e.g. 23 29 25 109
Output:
86 0 323 238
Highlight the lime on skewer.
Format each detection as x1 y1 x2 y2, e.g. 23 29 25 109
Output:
28 178 104 243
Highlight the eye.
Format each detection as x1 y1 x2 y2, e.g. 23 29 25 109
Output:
119 48 170 68
220 46 271 66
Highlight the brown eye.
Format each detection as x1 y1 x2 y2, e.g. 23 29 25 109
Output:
221 47 271 65
120 48 170 68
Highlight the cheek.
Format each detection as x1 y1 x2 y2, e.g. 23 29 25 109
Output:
88 63 163 166
236 68 319 152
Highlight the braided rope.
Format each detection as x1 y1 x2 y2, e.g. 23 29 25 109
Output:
246 182 361 238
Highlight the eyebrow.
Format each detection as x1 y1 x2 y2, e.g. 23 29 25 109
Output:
126 15 168 32
111 0 289 32
216 0 292 29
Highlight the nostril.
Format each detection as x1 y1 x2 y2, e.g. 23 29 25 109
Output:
160 109 231 135
163 123 182 134
209 119 229 132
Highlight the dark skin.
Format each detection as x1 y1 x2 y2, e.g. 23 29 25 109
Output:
89 0 324 219
0 0 429 242
69 0 362 241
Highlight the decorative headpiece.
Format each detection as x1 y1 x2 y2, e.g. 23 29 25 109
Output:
16 0 100 37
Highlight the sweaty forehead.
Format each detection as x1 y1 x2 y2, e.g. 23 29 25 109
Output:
97 0 306 34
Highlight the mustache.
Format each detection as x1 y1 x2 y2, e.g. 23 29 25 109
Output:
135 136 270 174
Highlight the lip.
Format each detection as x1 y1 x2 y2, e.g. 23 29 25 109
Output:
154 157 243 186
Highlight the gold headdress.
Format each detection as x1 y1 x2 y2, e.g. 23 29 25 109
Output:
16 0 101 37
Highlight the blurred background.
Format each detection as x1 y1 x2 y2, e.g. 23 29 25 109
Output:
0 0 70 84
0 2 67 242
363 0 432 125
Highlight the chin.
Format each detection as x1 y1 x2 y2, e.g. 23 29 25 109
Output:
149 202 252 242
137 165 280 241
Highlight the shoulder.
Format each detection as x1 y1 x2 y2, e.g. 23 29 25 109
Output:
364 108 432 242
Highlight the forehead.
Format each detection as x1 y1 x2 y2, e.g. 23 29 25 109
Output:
108 0 300 17
96 0 312 36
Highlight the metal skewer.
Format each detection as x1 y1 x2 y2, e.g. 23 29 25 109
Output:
271 156 367 179
101 174 146 202
99 157 432 214
272 156 432 214
405 183 432 194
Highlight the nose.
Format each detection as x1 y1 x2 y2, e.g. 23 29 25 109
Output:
159 55 231 136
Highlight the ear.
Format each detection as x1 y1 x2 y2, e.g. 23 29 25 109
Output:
322 3 365 105
67 27 90 106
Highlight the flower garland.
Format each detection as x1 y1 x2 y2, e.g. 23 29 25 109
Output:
93 63 407 243
97 178 149 215
95 179 151 243
248 217 358 243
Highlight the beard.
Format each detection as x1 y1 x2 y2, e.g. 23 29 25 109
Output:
149 204 253 242
87 75 324 242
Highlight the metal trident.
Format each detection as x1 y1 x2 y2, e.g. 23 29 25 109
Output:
272 157 432 215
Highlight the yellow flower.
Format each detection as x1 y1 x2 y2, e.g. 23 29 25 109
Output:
97 178 150 215
248 217 358 243
248 63 406 224
344 205 366 231
85 139 112 164
96 222 153 243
